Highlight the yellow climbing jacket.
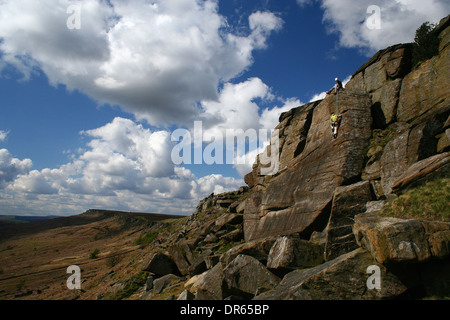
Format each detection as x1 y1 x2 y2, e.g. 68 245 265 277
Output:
330 114 339 122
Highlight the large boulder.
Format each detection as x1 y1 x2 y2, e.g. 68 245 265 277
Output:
255 248 407 300
326 181 373 228
188 249 213 276
266 235 324 271
214 213 243 231
220 237 277 266
142 252 179 276
153 274 180 294
195 263 224 300
391 152 450 193
353 213 450 264
168 244 191 276
222 254 280 299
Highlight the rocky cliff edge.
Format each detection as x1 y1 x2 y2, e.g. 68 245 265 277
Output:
129 15 450 301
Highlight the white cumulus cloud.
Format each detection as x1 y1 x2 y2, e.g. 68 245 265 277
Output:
4 118 244 215
0 149 32 189
297 0 450 54
0 0 284 126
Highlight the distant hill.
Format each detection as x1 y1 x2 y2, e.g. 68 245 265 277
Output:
0 215 62 223
0 209 186 242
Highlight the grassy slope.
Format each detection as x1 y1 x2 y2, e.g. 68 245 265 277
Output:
0 211 186 300
379 178 450 222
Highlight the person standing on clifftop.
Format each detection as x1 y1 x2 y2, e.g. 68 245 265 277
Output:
327 77 344 95
335 77 343 94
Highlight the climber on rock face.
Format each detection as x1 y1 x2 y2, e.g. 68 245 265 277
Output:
330 113 342 139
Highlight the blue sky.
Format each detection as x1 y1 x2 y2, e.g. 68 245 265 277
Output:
0 0 448 216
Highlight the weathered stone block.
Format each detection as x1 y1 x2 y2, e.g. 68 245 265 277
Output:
267 235 324 271
142 252 179 276
255 248 407 300
392 152 450 193
195 263 224 300
222 254 280 299
220 236 277 266
353 214 450 264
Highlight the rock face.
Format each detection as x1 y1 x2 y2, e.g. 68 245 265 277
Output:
244 92 373 241
243 15 450 243
135 15 450 301
397 42 449 124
